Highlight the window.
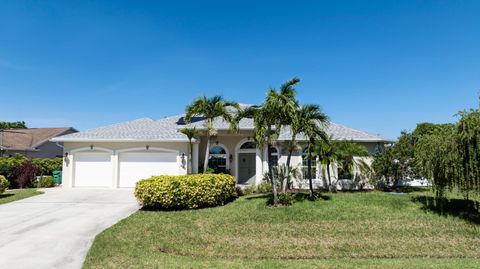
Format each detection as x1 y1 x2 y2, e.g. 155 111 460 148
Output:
208 145 227 172
301 147 317 179
240 141 256 149
269 147 279 167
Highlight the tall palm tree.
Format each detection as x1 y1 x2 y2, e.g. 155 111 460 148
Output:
246 78 300 205
297 104 329 200
179 127 199 174
184 96 239 173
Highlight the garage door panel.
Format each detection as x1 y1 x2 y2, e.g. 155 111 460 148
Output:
119 152 178 188
74 152 112 187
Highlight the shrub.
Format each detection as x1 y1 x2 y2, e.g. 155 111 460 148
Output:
14 160 40 188
256 181 272 193
38 176 55 188
0 155 62 188
32 158 62 176
268 192 295 206
135 174 236 209
0 175 8 193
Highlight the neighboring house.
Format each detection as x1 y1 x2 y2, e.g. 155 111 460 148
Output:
52 108 391 189
0 128 78 158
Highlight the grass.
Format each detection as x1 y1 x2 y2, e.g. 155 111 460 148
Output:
0 188 43 205
83 190 480 269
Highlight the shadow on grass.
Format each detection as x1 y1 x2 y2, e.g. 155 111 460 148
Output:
0 193 14 199
412 196 480 224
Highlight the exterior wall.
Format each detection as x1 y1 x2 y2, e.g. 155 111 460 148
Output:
197 131 266 184
61 141 189 188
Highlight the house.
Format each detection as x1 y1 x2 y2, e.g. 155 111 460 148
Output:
51 110 390 189
0 128 78 158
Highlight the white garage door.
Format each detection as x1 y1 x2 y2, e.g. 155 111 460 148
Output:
118 152 178 188
74 152 113 187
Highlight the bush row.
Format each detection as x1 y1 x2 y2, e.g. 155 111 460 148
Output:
0 154 62 188
134 174 236 209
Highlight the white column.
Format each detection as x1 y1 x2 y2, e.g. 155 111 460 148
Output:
112 152 118 188
255 147 264 185
192 143 199 174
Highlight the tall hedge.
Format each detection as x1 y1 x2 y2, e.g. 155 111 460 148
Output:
135 174 236 209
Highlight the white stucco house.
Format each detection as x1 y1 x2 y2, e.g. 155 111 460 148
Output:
51 110 390 189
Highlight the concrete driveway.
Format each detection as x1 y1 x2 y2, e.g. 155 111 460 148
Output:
0 188 140 269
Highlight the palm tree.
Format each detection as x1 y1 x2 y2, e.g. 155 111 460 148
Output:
297 104 329 200
315 138 369 192
179 127 199 174
184 96 239 173
246 78 300 205
314 136 337 192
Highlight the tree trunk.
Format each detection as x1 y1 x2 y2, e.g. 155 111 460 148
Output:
282 136 295 193
203 133 210 173
268 127 278 205
307 142 314 200
188 140 193 174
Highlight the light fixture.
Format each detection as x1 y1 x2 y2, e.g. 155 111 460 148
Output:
90 145 94 150
215 141 219 145
64 152 69 158
180 152 186 169
229 154 233 163
146 145 150 150
247 136 250 141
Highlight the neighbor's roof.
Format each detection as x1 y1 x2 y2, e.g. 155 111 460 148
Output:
1 128 76 150
52 114 391 143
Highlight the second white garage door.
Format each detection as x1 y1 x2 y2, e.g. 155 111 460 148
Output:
118 151 179 188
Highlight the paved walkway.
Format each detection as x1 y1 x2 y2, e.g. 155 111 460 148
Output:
0 188 140 269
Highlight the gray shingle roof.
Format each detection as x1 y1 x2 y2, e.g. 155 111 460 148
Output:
52 114 390 143
51 116 193 142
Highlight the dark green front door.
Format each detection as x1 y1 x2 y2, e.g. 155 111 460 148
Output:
238 153 256 184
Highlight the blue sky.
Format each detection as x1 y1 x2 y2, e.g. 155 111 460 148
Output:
1 0 479 140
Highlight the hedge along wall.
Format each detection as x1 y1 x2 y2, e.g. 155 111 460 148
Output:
134 174 236 209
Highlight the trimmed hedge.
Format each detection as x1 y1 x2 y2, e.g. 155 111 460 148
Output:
134 174 236 209
0 175 8 194
38 176 55 188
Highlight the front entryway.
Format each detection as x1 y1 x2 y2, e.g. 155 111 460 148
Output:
238 153 256 184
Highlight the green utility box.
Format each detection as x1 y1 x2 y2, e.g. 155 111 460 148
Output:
52 171 62 185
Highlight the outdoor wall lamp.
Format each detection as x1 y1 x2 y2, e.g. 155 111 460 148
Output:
229 154 233 163
215 141 219 145
146 145 150 150
180 152 186 169
64 152 70 167
90 145 94 150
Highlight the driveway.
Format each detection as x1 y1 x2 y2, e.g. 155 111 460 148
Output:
0 188 140 269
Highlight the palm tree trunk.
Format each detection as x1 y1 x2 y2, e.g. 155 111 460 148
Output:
308 142 314 200
188 140 193 174
268 127 278 205
203 133 210 173
282 136 295 193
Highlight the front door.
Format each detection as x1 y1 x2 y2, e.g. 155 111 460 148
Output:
238 153 256 184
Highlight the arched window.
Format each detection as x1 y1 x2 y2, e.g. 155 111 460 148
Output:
208 145 227 172
302 147 317 179
269 147 279 167
240 141 256 149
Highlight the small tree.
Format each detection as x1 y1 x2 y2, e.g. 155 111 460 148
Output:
179 128 199 174
184 96 239 173
14 160 40 188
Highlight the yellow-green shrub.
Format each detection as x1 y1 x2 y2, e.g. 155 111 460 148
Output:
0 175 8 194
134 174 236 209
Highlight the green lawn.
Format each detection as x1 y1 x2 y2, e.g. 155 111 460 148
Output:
84 191 480 269
0 188 43 205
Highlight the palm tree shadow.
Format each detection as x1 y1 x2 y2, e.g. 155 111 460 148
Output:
411 196 480 225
